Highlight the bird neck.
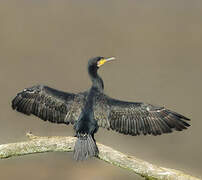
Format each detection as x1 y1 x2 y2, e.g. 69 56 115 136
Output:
88 66 104 91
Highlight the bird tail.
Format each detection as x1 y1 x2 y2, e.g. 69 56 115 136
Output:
73 134 99 161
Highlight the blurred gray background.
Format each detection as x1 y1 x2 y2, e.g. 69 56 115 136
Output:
0 0 201 179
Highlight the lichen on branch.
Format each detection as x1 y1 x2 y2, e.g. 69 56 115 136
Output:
0 133 200 180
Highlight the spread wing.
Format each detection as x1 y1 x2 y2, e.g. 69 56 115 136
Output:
94 94 190 136
12 85 86 125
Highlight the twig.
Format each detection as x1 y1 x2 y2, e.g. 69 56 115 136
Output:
0 133 200 180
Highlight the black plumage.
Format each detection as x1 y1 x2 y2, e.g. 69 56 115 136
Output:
12 56 190 160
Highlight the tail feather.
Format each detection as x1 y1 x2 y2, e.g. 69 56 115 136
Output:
74 134 99 161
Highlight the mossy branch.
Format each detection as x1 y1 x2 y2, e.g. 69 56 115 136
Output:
0 133 200 180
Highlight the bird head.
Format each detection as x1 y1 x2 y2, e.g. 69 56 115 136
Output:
88 56 116 70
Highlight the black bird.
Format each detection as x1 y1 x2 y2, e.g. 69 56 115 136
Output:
12 56 190 160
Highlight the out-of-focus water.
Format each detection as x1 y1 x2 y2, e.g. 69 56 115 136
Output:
0 1 201 179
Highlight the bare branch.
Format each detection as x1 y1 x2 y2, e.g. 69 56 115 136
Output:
0 133 200 180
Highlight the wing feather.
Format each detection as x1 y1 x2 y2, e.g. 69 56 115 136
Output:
93 94 190 136
12 85 86 125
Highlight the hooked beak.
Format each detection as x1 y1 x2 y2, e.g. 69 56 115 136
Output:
97 57 116 67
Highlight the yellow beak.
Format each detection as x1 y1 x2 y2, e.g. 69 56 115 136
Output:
97 57 116 67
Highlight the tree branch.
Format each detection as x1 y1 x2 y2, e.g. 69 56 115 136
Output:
0 133 199 180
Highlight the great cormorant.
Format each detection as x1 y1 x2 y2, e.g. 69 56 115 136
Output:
12 56 190 160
